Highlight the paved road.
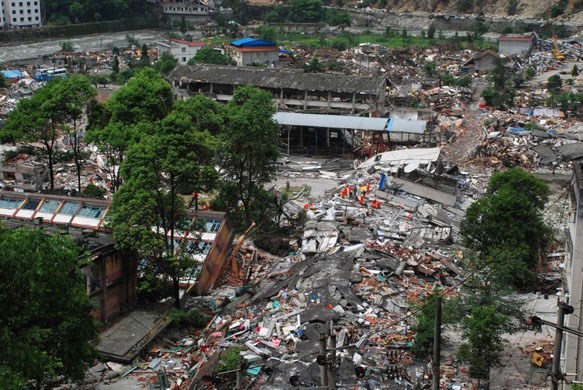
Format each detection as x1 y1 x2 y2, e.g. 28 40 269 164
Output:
0 29 202 63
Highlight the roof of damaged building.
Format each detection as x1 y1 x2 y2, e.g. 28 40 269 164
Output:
273 112 389 131
168 64 387 95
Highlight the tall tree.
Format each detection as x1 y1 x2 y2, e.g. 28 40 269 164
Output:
108 104 217 308
49 75 97 192
0 226 97 388
188 46 230 65
449 256 524 389
218 86 280 228
461 168 551 288
87 68 173 192
2 85 58 189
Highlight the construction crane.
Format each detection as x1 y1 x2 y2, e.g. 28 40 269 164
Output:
552 35 565 61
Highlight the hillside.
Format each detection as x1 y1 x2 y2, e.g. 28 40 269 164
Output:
247 0 583 23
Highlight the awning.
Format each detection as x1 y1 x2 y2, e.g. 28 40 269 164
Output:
273 112 388 131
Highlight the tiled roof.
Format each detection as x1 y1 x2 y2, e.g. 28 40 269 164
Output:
168 64 386 95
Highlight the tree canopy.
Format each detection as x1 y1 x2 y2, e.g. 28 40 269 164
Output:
0 226 97 388
461 168 551 288
188 47 230 66
45 0 148 25
216 86 280 228
87 68 173 192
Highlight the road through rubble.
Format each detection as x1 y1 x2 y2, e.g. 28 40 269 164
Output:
441 82 487 166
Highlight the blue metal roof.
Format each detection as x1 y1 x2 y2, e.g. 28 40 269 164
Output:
230 37 277 47
1 70 25 79
386 118 427 134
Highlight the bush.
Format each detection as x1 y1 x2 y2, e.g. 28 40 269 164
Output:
216 347 242 373
82 183 106 198
168 308 207 329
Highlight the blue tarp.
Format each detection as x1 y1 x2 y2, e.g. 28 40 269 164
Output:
230 37 276 47
1 70 25 79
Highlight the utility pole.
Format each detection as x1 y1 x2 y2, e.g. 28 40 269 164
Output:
328 331 337 390
433 295 442 390
319 332 328 387
552 302 574 390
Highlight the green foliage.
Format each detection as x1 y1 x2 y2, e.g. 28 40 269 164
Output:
304 57 323 73
552 92 583 112
471 21 488 41
255 24 278 42
401 27 408 39
265 4 288 23
461 168 551 289
325 9 351 26
61 41 75 52
168 308 207 329
458 306 509 380
427 23 436 40
154 51 179 75
83 183 107 198
550 0 567 17
87 68 173 192
547 74 562 95
525 66 536 80
482 58 516 109
188 46 229 65
0 227 98 387
440 72 472 88
424 61 436 77
45 0 148 25
411 294 438 358
139 43 150 67
507 0 518 15
448 255 525 383
289 0 324 23
458 0 474 12
217 86 280 229
216 347 242 373
572 64 580 77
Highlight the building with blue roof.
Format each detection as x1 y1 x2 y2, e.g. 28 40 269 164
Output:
226 37 279 67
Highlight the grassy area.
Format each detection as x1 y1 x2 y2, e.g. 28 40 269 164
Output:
204 32 497 51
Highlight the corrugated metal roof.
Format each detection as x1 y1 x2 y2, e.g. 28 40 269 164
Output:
169 64 386 95
230 38 276 47
273 112 388 131
386 118 427 134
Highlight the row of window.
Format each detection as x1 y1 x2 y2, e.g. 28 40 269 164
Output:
164 6 206 12
5 8 39 14
0 15 39 22
6 1 39 6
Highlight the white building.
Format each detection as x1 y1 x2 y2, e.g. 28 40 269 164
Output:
0 0 42 29
226 38 279 67
157 38 206 65
498 34 534 56
564 162 583 383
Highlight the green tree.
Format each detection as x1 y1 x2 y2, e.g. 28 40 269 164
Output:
87 68 173 192
507 0 518 15
424 61 436 77
572 64 580 77
154 51 179 75
255 24 277 42
0 226 97 388
112 55 120 74
325 9 351 26
304 57 323 73
265 4 288 23
61 41 75 52
217 86 280 228
547 74 562 95
481 58 516 109
48 75 97 192
525 66 536 80
188 46 230 65
427 23 436 39
450 255 524 388
401 27 408 39
140 43 150 67
180 15 188 35
472 20 488 42
461 168 551 288
108 104 217 308
289 0 324 23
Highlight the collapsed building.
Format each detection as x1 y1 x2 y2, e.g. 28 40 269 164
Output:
167 64 388 116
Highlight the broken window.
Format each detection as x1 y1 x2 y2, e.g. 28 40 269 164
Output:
58 201 80 216
77 205 105 219
39 199 59 213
